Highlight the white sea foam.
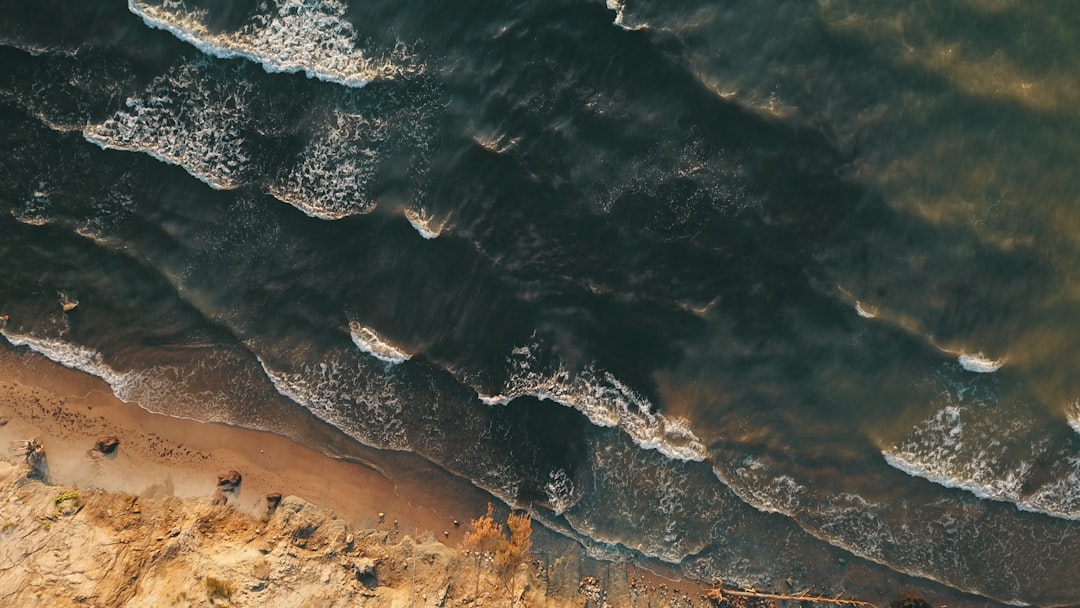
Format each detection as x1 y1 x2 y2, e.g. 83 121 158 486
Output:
1068 403 1080 437
270 111 386 219
403 208 444 239
958 353 1003 373
543 468 577 515
0 331 126 389
83 59 252 190
559 436 714 564
0 330 249 424
854 301 876 318
605 0 648 31
129 0 417 88
883 402 1080 521
348 321 411 365
477 337 706 462
254 350 408 450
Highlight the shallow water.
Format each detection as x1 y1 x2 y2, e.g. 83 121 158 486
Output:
3 1 1080 604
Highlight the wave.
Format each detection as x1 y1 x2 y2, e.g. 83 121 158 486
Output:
1069 403 1080 437
128 0 417 88
403 208 445 239
83 58 253 190
883 397 1080 521
254 350 409 450
562 435 718 564
957 353 1003 373
348 321 411 364
269 110 385 219
714 460 1036 606
0 330 241 424
1 331 125 389
477 336 706 462
605 0 648 31
854 301 876 319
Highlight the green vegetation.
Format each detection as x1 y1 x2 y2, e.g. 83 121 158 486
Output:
53 490 80 506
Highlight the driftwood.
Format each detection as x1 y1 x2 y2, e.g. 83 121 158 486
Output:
705 580 878 608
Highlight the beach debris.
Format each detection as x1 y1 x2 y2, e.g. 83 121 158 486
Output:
704 579 879 608
266 492 282 514
19 438 47 478
23 438 44 460
217 470 242 490
94 435 120 455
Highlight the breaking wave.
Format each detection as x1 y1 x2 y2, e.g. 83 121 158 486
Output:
83 58 253 190
129 0 417 87
269 110 385 219
348 321 411 364
254 349 409 450
0 330 243 423
958 353 1003 373
477 336 706 462
883 402 1080 521
605 0 648 31
403 208 444 239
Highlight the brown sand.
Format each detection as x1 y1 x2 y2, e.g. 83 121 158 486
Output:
0 346 490 547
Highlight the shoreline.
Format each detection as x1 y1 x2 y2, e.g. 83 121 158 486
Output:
0 342 716 606
0 346 492 545
0 343 995 608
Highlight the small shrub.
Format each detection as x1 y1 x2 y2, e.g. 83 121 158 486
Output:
205 576 235 599
53 490 80 505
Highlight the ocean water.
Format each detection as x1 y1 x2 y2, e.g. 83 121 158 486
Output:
2 1 1080 604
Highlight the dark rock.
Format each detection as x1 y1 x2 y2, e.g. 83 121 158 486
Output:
266 493 282 513
217 470 242 490
95 436 120 454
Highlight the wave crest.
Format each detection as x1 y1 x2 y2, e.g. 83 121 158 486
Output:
478 336 706 462
129 0 419 87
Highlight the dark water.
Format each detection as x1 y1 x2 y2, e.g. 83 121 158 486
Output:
3 0 1080 604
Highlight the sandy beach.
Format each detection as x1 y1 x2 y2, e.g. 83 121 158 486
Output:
0 344 494 546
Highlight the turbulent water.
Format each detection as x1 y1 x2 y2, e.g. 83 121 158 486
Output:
3 1 1080 604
